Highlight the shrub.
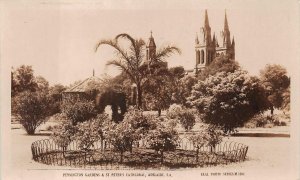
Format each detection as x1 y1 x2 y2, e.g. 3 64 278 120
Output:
166 104 183 119
178 109 196 131
104 108 158 162
12 91 51 135
167 104 196 131
122 107 157 139
145 119 179 163
74 114 109 151
51 123 78 152
104 121 135 163
61 99 97 125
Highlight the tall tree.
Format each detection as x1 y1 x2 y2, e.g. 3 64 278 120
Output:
260 64 290 115
188 70 268 133
95 33 180 109
11 65 37 97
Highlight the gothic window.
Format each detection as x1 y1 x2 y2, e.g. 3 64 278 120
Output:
196 50 200 65
201 50 204 64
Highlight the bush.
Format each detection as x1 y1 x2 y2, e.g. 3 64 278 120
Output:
61 99 97 125
178 109 196 131
191 124 223 151
12 91 51 134
167 104 196 131
74 114 109 151
167 104 183 119
51 123 78 150
145 119 179 163
245 113 287 128
51 113 109 152
104 108 158 162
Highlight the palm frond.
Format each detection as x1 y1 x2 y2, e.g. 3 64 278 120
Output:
115 34 146 66
106 59 135 82
154 46 181 62
95 39 138 71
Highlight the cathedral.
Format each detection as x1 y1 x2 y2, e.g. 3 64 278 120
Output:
194 10 235 73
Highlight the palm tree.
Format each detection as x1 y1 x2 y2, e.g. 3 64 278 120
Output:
95 33 181 109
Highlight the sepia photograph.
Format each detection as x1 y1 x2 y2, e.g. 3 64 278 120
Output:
1 0 299 179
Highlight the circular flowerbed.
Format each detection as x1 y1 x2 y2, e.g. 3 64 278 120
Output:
31 139 248 169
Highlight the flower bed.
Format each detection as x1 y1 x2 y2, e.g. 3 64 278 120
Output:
31 139 248 169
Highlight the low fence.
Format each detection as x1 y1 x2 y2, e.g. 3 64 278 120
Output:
31 138 248 169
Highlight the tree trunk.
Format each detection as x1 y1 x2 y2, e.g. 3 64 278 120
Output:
270 106 274 116
137 84 142 109
196 148 199 163
160 151 164 164
120 151 123 163
158 109 161 116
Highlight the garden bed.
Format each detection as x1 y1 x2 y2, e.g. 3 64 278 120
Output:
31 139 248 169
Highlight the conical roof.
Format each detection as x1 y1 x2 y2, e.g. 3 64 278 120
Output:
64 76 103 93
147 31 156 47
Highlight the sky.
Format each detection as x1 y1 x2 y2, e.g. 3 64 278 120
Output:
1 0 299 86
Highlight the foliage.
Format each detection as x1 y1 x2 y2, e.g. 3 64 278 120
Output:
122 107 157 139
11 65 37 97
95 90 127 123
171 75 198 106
103 108 157 162
177 108 196 131
61 99 97 125
190 124 223 153
167 104 196 131
74 114 109 150
167 104 183 119
145 119 179 163
51 113 109 152
281 87 290 112
95 33 181 109
48 84 67 114
13 91 51 134
260 64 290 113
143 63 172 114
104 121 134 162
51 123 78 149
197 55 240 81
188 70 269 133
35 76 49 93
244 113 287 128
205 125 224 151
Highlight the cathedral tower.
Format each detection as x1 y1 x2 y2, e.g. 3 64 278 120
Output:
195 10 235 74
195 10 215 72
146 31 156 63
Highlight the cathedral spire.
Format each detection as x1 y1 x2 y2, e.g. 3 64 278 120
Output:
195 33 199 44
222 10 231 47
204 9 210 28
224 10 229 31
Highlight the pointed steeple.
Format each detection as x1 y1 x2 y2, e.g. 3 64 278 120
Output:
222 10 231 47
146 31 156 62
195 33 199 44
147 30 156 47
224 10 229 31
204 9 210 28
200 9 212 45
